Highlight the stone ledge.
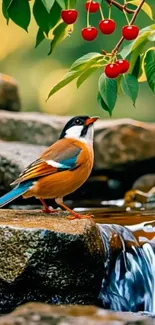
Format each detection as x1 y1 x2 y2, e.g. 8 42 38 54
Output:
0 302 152 325
0 210 104 313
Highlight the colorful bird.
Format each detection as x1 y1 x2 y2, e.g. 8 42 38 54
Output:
0 115 98 219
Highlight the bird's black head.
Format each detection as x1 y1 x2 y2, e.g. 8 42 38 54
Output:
59 115 99 141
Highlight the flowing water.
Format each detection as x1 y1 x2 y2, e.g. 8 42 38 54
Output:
97 219 155 313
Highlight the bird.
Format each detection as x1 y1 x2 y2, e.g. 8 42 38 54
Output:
0 115 98 219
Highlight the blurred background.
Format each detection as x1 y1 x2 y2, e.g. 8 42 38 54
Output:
0 0 154 120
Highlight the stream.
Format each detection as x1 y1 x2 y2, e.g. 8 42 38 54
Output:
75 203 155 313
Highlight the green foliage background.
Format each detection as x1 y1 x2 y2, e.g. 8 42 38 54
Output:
0 0 154 120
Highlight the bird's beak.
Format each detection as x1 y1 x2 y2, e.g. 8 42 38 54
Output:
85 116 99 126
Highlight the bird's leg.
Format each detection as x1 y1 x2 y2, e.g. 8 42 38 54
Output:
40 198 60 214
55 197 93 220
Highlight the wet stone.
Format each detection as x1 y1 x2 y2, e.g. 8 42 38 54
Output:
0 210 104 314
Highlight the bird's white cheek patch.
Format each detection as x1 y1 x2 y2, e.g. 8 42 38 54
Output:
65 125 83 139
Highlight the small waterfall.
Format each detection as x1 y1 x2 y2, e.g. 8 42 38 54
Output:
98 222 155 313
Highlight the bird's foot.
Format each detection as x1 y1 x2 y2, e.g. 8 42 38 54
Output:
67 212 94 220
42 206 61 214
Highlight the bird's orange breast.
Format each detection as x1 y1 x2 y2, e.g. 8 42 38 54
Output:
24 139 94 199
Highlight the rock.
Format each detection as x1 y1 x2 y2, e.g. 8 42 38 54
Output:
94 119 155 169
0 141 46 193
0 210 104 314
132 174 155 192
0 303 152 325
0 74 21 112
0 111 67 145
0 112 155 169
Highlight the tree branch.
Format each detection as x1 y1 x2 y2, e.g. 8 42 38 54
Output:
104 0 135 14
112 0 146 55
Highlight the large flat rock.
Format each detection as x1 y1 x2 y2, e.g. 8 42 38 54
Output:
0 303 152 325
0 210 104 313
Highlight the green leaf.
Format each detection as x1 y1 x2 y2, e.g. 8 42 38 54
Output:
48 1 61 30
41 0 55 13
35 28 45 48
2 0 13 21
131 55 141 79
129 41 147 75
33 0 49 34
120 31 150 59
148 31 155 41
98 73 118 115
47 70 82 100
128 0 153 20
48 22 70 55
121 74 139 105
77 66 99 88
120 25 155 59
56 0 66 8
71 53 103 71
8 0 31 31
97 92 111 116
144 48 155 94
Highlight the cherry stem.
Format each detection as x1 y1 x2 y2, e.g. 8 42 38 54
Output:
87 0 92 27
104 0 135 14
112 0 146 55
108 5 112 19
67 0 70 9
123 10 130 25
100 6 105 20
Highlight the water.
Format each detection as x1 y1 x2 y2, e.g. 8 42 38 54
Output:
98 222 155 313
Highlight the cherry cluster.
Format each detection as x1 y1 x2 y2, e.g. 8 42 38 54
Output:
61 1 140 79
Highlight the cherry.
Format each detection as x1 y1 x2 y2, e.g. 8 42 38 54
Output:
61 9 78 24
116 59 130 74
82 27 98 41
99 19 116 35
85 1 100 13
105 63 120 78
122 25 139 40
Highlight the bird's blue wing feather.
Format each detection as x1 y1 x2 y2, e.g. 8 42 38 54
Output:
0 181 33 208
60 153 80 170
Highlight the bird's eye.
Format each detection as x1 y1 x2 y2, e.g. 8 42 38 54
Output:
75 119 82 125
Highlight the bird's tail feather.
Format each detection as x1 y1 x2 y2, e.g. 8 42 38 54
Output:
0 181 33 208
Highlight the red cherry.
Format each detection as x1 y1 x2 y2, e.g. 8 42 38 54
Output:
61 9 78 24
82 27 98 41
99 19 116 35
116 59 130 74
122 25 139 40
105 63 120 78
85 1 100 13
